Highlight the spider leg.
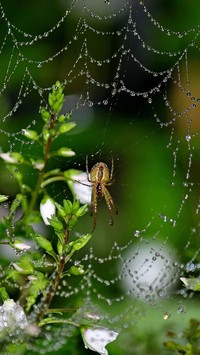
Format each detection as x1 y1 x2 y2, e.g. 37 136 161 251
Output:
72 179 91 187
106 157 115 185
86 155 91 182
110 156 114 180
90 186 98 231
104 187 118 225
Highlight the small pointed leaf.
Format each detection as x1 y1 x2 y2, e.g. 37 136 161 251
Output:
35 235 53 253
70 234 91 251
59 122 76 134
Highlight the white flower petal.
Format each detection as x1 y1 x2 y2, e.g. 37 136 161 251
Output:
0 153 16 163
180 277 188 287
12 263 24 272
71 172 92 204
13 240 32 250
82 327 118 355
40 196 56 225
0 299 28 340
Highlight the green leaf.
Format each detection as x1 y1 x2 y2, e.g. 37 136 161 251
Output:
35 235 53 252
26 272 49 312
55 229 65 244
181 277 200 291
6 164 23 183
48 215 64 231
10 194 23 213
68 215 77 230
0 287 9 302
69 234 91 251
68 265 86 276
63 199 73 214
0 195 9 203
40 107 51 122
59 122 76 134
57 240 63 256
55 202 66 217
7 255 34 280
0 223 7 239
72 199 80 213
75 204 88 217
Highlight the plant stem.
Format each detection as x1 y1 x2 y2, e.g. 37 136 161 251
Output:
36 228 70 323
25 114 56 217
40 175 65 188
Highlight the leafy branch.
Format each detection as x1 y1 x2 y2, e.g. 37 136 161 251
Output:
0 81 94 353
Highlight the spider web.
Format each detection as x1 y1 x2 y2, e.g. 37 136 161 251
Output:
0 0 200 353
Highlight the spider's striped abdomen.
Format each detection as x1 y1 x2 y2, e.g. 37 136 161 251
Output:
90 162 110 183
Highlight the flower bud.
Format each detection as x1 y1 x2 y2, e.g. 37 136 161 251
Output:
12 240 31 251
81 326 118 355
57 147 75 157
40 196 55 225
0 152 24 163
59 122 76 134
31 159 45 170
67 171 91 204
22 129 38 140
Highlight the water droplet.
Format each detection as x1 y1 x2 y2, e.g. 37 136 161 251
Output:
87 101 93 107
134 230 140 237
177 306 185 314
186 134 191 141
186 263 196 272
159 213 167 222
123 322 129 329
163 312 170 320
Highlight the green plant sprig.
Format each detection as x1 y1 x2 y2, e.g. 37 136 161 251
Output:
0 81 91 328
36 199 90 324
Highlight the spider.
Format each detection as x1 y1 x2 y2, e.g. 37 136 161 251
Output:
86 156 118 231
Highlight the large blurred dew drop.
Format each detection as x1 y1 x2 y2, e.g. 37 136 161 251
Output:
120 240 179 302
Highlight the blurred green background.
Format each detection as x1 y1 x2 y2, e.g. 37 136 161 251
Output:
1 0 200 354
